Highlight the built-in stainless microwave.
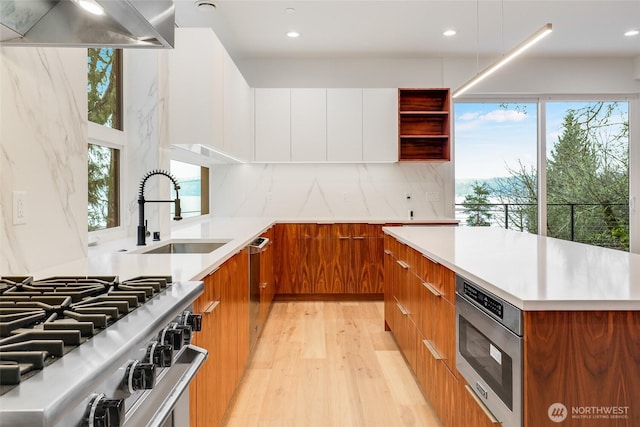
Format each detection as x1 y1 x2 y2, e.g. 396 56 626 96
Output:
455 275 523 427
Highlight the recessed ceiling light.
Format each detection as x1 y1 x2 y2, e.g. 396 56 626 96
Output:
286 31 300 38
285 7 296 14
624 29 639 36
443 29 456 37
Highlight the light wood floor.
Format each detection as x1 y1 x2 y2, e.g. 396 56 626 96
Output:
222 301 442 427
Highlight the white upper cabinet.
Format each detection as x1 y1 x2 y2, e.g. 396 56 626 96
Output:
291 89 327 161
327 89 363 161
253 87 398 163
223 50 253 161
168 28 224 150
363 88 398 162
254 88 291 162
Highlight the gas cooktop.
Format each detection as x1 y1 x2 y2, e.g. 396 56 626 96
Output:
0 275 173 395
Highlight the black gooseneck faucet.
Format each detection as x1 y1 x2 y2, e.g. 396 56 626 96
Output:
137 170 183 246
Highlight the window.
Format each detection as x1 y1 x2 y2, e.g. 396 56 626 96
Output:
88 48 122 232
170 160 210 219
455 98 632 252
455 102 538 232
545 101 629 250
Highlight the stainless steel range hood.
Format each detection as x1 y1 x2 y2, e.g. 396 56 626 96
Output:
0 0 175 48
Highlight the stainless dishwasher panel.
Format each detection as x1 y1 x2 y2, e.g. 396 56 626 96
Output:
249 237 270 351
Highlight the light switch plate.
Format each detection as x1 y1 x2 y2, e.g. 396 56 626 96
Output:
13 191 27 225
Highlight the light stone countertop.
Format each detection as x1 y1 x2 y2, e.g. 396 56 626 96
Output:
383 225 640 311
32 217 458 283
34 217 276 282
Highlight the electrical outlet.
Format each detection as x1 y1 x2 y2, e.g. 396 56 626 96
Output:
426 191 440 202
405 192 412 200
266 192 273 202
13 191 27 225
343 192 349 202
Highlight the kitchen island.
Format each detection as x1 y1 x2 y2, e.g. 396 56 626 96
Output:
382 225 640 427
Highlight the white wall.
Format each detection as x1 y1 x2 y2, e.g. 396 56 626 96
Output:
0 47 170 273
210 162 454 219
238 56 640 94
122 50 173 239
0 47 88 274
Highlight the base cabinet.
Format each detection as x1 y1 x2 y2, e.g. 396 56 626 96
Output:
275 223 384 296
189 249 250 427
384 234 502 427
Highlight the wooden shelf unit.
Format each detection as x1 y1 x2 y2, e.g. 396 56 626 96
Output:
398 88 451 161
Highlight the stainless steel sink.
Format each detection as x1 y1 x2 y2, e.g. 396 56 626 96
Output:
132 240 231 254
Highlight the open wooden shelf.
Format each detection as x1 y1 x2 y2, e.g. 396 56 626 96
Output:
398 88 451 161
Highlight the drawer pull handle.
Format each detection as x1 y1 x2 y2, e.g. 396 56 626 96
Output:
338 236 351 240
395 302 409 316
260 282 268 289
464 385 500 424
422 282 441 297
204 300 220 314
384 249 392 255
422 339 442 360
352 236 365 240
396 260 409 269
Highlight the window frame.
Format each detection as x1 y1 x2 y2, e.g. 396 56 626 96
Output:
169 146 212 223
88 47 126 240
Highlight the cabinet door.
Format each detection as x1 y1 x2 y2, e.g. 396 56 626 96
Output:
273 223 300 294
363 88 398 161
299 224 331 294
291 89 327 161
169 28 224 150
255 89 291 161
223 50 253 161
383 241 395 331
329 224 351 294
190 271 222 427
327 89 363 161
350 235 384 294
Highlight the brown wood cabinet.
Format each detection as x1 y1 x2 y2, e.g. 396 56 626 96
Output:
523 310 640 427
398 88 451 161
275 223 384 296
189 249 249 427
384 234 500 427
274 223 301 294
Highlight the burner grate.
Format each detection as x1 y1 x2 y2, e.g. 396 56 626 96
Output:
0 275 175 394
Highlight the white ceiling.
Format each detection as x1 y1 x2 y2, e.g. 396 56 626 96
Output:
174 0 640 61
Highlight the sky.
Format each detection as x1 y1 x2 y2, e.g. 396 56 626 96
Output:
454 102 537 180
454 101 629 180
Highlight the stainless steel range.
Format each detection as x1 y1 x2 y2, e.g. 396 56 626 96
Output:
0 275 207 427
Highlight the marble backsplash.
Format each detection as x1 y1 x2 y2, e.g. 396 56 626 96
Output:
210 162 454 219
0 47 88 274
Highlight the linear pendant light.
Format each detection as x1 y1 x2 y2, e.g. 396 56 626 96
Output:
453 23 553 98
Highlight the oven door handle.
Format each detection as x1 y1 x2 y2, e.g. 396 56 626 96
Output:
148 345 207 427
126 345 208 427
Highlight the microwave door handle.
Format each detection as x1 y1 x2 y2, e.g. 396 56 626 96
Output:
464 384 500 424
